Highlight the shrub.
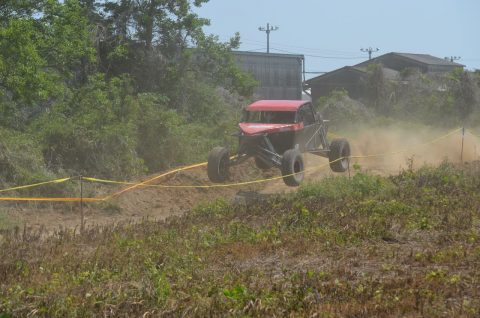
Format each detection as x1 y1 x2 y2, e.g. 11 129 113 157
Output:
317 90 374 131
33 74 144 179
0 128 52 187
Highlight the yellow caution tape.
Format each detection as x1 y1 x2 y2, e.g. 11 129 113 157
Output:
0 161 212 201
100 161 208 200
0 196 101 202
82 177 130 185
0 128 471 201
0 177 71 193
83 128 463 190
83 161 333 189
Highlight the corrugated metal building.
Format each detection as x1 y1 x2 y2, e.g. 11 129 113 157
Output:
233 51 304 100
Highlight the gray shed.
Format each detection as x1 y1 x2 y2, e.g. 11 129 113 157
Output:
233 51 304 100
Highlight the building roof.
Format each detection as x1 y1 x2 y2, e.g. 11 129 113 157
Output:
246 100 308 111
305 65 399 84
354 66 400 80
305 66 364 84
233 51 304 60
391 52 464 66
356 52 464 68
306 52 463 84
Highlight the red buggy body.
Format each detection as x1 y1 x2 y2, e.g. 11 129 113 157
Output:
207 100 351 186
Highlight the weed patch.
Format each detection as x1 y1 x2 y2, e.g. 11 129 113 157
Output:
0 163 479 316
0 211 19 231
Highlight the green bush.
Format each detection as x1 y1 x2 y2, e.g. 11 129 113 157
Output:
33 75 144 179
0 128 52 187
135 93 184 172
317 90 374 131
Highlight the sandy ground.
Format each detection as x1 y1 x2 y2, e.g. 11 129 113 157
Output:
1 126 479 233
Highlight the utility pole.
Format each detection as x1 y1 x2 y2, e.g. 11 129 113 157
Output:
445 56 461 62
361 47 379 60
258 23 279 54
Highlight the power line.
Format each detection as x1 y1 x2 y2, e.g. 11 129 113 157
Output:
212 34 370 58
240 38 361 56
270 47 364 59
243 47 268 52
244 40 362 56
270 43 360 56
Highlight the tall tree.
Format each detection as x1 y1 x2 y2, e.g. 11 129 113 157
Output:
41 0 96 83
0 18 54 104
100 0 210 91
0 0 46 25
0 0 96 105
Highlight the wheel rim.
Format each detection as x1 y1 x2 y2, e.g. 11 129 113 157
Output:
294 161 301 173
340 146 350 170
293 158 303 179
218 156 228 176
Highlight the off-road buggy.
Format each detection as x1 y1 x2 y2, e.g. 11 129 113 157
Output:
207 100 350 186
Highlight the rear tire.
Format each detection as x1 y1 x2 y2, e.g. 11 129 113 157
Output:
281 149 304 187
254 156 273 170
207 147 230 182
329 138 350 172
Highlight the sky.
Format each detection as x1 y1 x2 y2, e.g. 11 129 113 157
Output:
193 0 480 79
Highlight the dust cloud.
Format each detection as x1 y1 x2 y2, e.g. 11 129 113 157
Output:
299 125 480 180
345 125 480 175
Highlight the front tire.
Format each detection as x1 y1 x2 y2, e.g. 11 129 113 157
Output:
207 147 230 182
328 138 350 172
281 149 305 187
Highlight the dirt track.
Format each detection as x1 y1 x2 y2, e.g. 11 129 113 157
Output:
2 127 479 233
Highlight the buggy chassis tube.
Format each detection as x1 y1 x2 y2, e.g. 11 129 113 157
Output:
229 153 249 166
309 149 330 157
232 133 283 167
304 120 330 157
231 126 331 167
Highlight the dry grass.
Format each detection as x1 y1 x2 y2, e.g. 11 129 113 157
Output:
1 161 480 317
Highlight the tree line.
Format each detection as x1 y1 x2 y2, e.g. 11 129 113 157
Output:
0 0 257 188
